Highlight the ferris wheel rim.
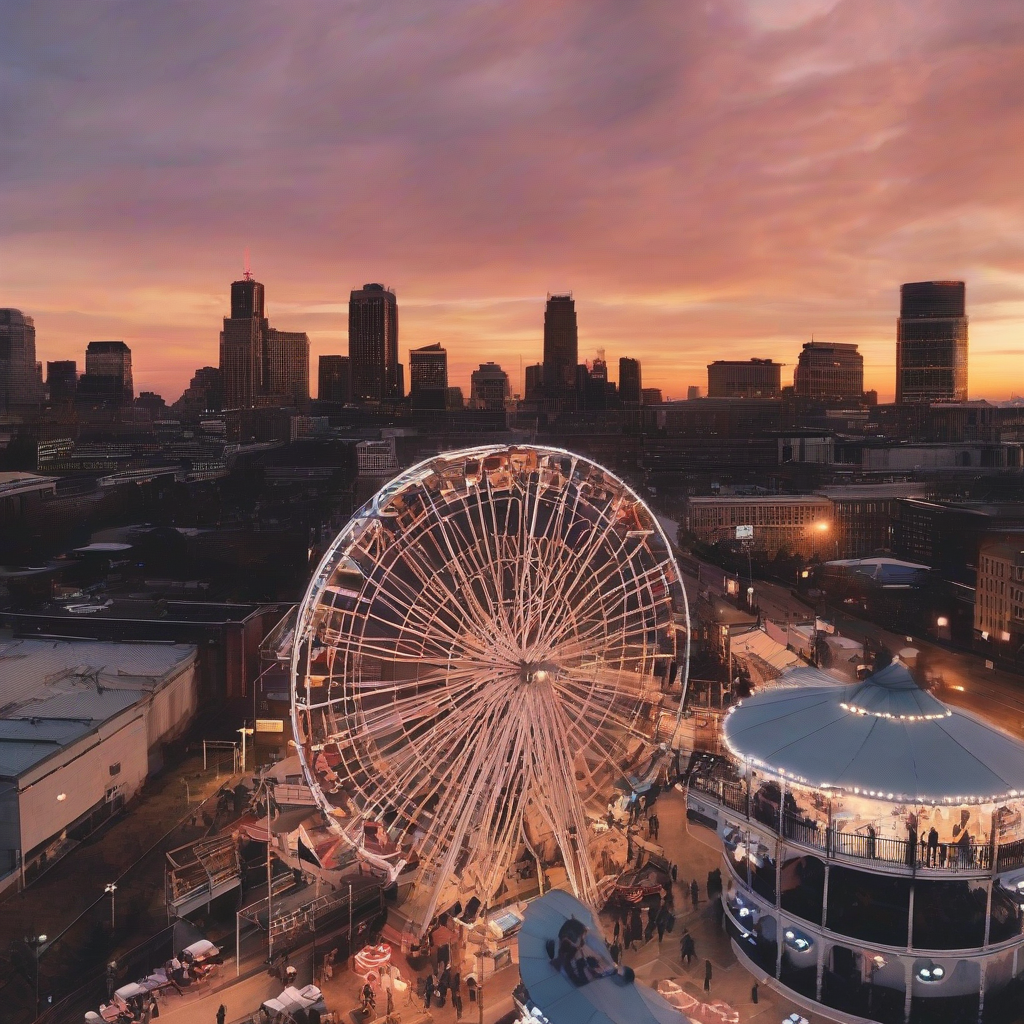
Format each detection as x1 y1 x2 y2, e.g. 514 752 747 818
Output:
288 444 691 926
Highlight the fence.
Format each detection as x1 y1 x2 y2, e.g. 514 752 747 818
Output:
689 776 997 873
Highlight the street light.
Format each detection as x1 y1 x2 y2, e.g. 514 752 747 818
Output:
27 934 47 1017
105 883 117 931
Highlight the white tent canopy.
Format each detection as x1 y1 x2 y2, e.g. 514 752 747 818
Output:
723 662 1024 804
517 890 690 1024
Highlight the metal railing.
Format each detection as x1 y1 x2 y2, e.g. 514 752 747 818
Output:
689 775 997 873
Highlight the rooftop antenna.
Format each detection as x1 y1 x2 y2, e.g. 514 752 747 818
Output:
243 248 253 282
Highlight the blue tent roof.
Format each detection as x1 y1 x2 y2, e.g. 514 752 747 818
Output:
517 890 689 1024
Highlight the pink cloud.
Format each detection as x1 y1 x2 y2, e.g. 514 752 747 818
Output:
1 0 1022 400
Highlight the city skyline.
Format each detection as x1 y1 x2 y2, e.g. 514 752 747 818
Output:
1 3 1022 402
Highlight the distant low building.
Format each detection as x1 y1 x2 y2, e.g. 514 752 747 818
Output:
707 358 781 399
409 343 448 411
641 388 663 406
317 354 351 404
793 341 863 402
684 494 834 559
356 437 398 476
817 482 930 557
470 362 510 410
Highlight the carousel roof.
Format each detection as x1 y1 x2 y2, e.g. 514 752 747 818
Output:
723 661 1024 804
518 890 689 1024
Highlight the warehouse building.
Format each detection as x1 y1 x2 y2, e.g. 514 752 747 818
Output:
0 639 197 893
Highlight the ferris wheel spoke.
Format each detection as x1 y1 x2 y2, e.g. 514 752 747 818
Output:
290 446 688 933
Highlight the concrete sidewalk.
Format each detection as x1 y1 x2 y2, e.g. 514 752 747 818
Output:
612 787 829 1024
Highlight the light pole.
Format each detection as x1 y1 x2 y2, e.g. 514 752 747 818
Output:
238 726 254 773
27 934 47 1017
105 883 117 931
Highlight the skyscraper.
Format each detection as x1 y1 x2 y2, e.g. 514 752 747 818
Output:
349 283 400 403
793 341 864 402
619 357 642 406
85 341 134 405
47 360 77 403
265 328 310 409
896 281 968 403
543 294 578 409
318 355 351 404
220 274 267 408
409 343 448 410
470 362 510 410
0 309 43 410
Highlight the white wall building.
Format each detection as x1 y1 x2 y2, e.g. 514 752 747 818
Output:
0 639 197 892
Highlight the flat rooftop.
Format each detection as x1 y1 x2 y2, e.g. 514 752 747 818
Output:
0 638 196 780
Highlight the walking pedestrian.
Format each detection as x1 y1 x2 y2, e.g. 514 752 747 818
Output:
681 930 696 965
928 826 939 866
629 906 643 950
424 971 435 1009
656 906 669 945
438 965 451 1007
671 863 678 883
644 905 657 942
453 988 464 1019
609 939 622 965
704 959 713 992
690 879 699 908
216 1006 226 1024
613 919 620 943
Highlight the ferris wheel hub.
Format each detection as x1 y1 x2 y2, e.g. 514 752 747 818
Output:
519 660 559 684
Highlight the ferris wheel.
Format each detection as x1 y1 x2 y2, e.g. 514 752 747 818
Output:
290 445 689 931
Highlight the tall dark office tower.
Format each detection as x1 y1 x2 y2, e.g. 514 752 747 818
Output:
409 344 448 410
47 360 77 403
265 328 310 409
85 341 134 404
220 274 268 409
543 294 578 409
793 341 864 401
318 355 351 404
896 281 968 403
619 357 642 406
0 309 43 410
349 283 399 403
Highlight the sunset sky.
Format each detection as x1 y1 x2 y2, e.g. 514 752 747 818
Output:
2 0 1023 402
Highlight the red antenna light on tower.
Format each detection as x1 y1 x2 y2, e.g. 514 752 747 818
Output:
243 248 253 281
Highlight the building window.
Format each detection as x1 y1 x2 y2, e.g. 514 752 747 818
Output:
109 762 121 776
